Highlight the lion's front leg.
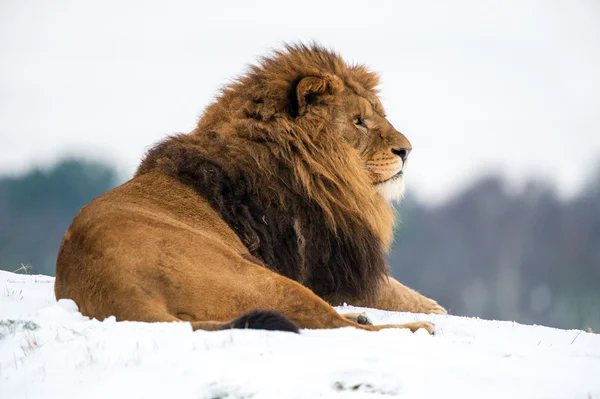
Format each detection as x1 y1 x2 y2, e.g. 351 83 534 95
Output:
376 276 447 314
330 277 447 315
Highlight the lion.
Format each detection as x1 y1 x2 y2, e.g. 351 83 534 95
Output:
54 44 446 334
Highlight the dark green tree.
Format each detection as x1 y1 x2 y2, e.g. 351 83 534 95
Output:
0 159 120 276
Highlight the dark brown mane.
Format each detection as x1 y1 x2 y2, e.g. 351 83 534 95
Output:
137 43 393 301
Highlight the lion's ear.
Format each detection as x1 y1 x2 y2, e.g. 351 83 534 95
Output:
294 74 343 116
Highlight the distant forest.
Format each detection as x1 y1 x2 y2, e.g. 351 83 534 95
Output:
1 159 598 330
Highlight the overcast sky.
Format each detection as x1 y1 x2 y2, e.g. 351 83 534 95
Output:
1 0 599 203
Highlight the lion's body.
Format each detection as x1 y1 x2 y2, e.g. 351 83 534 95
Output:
55 44 445 333
55 172 339 329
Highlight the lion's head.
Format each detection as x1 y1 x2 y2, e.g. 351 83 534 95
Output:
327 72 412 203
198 44 411 204
138 44 410 301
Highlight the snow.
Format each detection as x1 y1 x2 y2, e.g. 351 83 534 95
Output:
1 270 599 399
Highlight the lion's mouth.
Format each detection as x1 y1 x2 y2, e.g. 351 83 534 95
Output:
378 171 403 185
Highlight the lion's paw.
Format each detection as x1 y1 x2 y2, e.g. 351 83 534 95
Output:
417 299 448 315
400 321 436 335
427 302 448 315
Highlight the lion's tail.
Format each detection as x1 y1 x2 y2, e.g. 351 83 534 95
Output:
190 310 299 333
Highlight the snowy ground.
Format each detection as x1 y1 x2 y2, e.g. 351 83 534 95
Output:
1 270 599 399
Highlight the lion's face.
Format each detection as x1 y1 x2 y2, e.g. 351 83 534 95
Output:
337 90 412 203
293 72 412 204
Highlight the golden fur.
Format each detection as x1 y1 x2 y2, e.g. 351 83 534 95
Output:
55 44 445 333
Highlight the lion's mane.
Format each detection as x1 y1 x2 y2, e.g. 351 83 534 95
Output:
137 44 394 301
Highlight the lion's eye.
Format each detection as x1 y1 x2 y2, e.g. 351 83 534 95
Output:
353 116 367 128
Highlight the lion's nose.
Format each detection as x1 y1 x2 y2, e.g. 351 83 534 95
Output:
391 147 411 162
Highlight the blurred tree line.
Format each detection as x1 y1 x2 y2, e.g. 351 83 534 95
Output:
391 169 600 331
0 158 598 330
0 159 119 277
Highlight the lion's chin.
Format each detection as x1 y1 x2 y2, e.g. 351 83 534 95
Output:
376 174 406 203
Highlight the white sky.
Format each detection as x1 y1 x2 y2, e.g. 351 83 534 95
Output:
1 0 599 203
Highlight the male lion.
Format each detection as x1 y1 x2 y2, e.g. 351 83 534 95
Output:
55 44 446 334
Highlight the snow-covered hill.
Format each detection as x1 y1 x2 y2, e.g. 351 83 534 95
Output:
1 270 599 399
